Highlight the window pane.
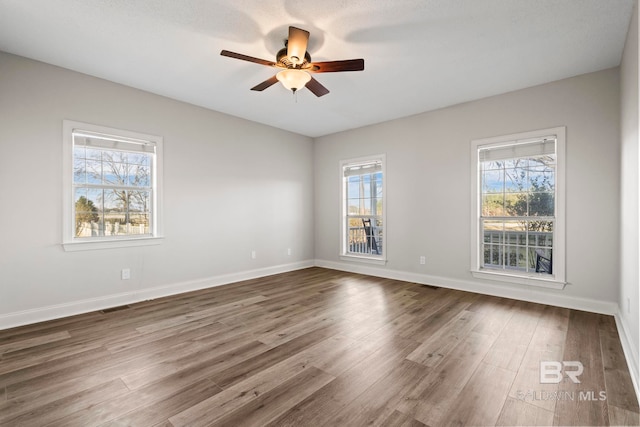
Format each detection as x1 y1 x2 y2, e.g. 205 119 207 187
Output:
73 146 86 159
347 177 361 199
528 192 554 216
483 244 502 267
86 160 103 184
374 198 383 216
347 217 366 254
129 164 150 187
105 190 127 235
73 157 86 184
528 221 553 247
483 220 503 242
505 245 526 269
482 169 503 193
482 194 504 216
482 218 550 273
129 190 151 235
74 185 153 237
504 164 526 193
517 246 528 269
129 190 150 213
346 172 382 217
347 197 360 214
86 188 104 213
504 220 526 242
74 188 103 238
528 168 555 192
359 197 381 215
502 193 524 217
347 216 382 256
74 189 97 237
104 161 128 186
532 247 552 274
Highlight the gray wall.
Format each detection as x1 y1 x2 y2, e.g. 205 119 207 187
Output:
315 68 621 309
0 52 314 327
620 0 640 386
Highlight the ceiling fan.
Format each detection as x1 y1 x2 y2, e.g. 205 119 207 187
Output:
221 26 364 97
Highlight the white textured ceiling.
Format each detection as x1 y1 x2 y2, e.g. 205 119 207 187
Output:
0 0 634 137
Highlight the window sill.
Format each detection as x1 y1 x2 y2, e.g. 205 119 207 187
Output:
471 269 566 290
62 236 164 252
340 254 387 265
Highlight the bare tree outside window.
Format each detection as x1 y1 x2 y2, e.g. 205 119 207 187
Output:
73 136 153 238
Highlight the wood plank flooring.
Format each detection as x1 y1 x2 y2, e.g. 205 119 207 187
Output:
0 267 638 426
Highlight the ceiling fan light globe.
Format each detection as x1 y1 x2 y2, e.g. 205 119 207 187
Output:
276 69 311 91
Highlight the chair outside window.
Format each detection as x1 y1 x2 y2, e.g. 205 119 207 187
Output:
535 249 552 274
362 218 379 255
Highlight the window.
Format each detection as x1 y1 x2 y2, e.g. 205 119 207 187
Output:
340 155 386 263
471 127 565 288
62 120 163 251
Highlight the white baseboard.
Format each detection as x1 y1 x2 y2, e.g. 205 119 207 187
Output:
615 312 640 405
133 260 315 303
0 260 314 331
315 259 619 315
0 291 141 332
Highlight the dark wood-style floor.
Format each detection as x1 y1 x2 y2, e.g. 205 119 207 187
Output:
0 267 638 426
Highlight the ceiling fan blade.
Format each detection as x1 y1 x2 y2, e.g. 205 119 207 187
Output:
221 50 277 67
287 26 309 66
305 77 330 97
310 59 365 73
251 75 279 91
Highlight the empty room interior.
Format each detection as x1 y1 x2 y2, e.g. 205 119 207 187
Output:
2 1 640 426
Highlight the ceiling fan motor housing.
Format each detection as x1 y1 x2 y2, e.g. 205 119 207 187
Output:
277 46 312 69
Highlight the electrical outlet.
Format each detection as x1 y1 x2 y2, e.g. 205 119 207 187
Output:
121 268 131 280
251 250 257 259
287 248 292 256
419 256 426 265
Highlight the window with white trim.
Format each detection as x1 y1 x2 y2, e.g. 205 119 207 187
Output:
471 127 565 288
62 120 163 251
340 155 386 263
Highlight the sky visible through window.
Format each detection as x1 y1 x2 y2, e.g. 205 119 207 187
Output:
347 172 383 216
73 144 153 238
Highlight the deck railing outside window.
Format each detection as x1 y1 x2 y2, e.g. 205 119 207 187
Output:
347 217 383 255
